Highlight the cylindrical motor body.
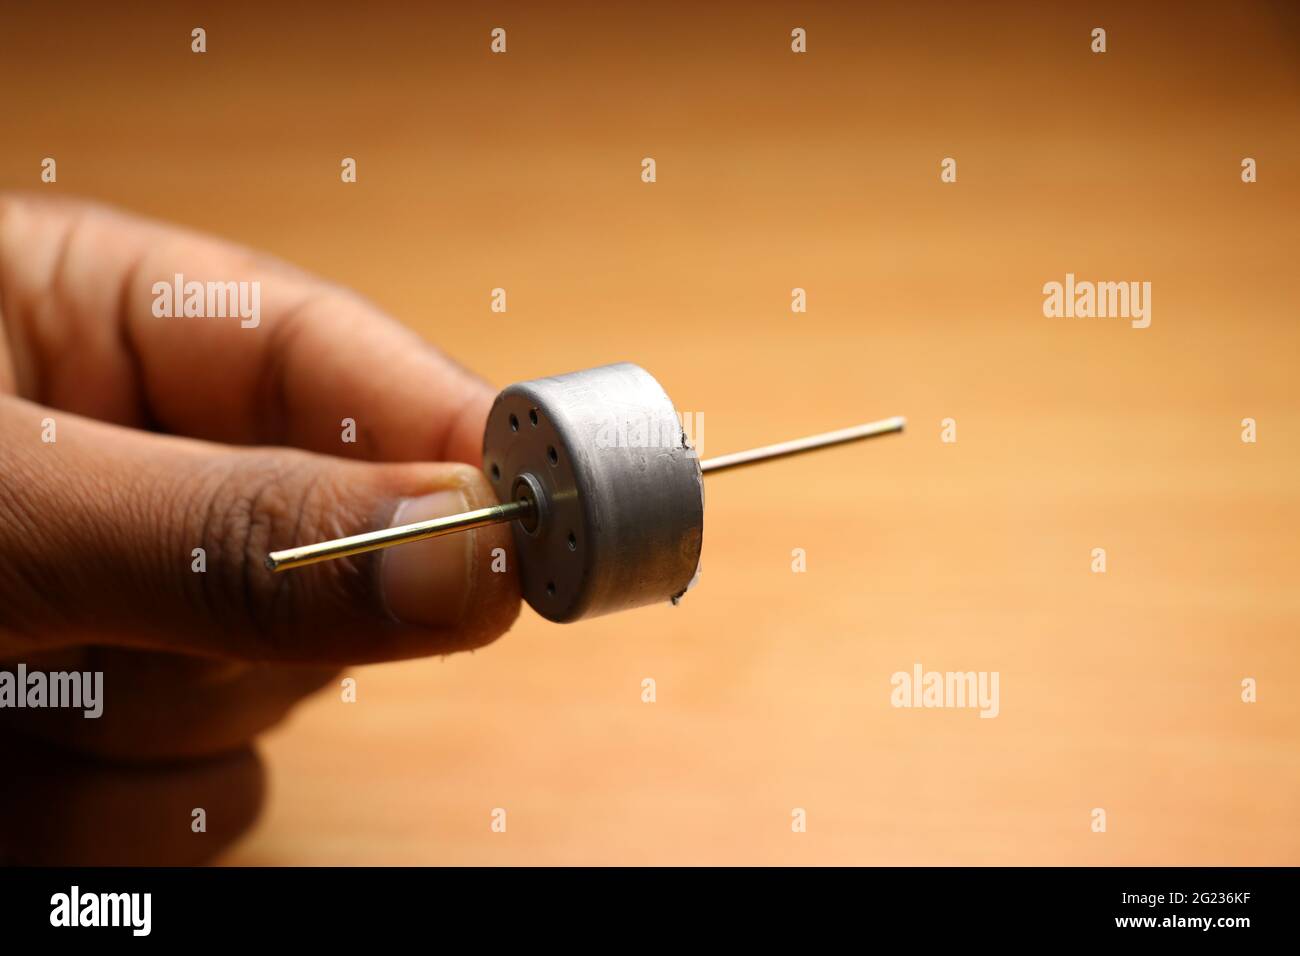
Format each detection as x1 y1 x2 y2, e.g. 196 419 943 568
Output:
482 363 704 623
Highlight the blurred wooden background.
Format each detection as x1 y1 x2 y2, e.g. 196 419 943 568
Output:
2 1 1296 864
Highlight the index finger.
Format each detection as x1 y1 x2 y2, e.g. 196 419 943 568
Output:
0 194 492 464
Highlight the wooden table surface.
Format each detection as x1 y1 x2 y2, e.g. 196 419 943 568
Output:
2 2 1296 864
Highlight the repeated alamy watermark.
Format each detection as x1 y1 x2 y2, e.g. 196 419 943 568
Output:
1043 272 1150 329
50 886 150 936
891 663 999 718
151 273 261 328
0 663 103 719
594 411 704 457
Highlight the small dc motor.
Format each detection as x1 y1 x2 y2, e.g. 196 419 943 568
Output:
483 363 704 622
267 361 904 625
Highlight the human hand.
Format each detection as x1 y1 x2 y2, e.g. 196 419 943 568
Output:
0 195 520 760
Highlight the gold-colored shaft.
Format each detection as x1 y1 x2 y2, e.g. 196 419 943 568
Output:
265 499 534 572
266 416 904 572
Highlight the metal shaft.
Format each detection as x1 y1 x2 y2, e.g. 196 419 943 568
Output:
698 416 905 475
266 498 534 572
266 416 904 572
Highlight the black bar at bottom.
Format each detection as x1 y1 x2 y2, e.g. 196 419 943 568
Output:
0 866 1288 942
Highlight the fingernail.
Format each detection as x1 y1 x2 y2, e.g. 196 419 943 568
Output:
380 489 474 628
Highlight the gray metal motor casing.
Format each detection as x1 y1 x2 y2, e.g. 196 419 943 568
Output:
482 363 704 623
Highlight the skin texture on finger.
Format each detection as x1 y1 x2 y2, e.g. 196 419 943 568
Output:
0 193 491 465
0 396 520 664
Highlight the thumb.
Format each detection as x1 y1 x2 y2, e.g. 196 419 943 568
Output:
0 397 520 664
